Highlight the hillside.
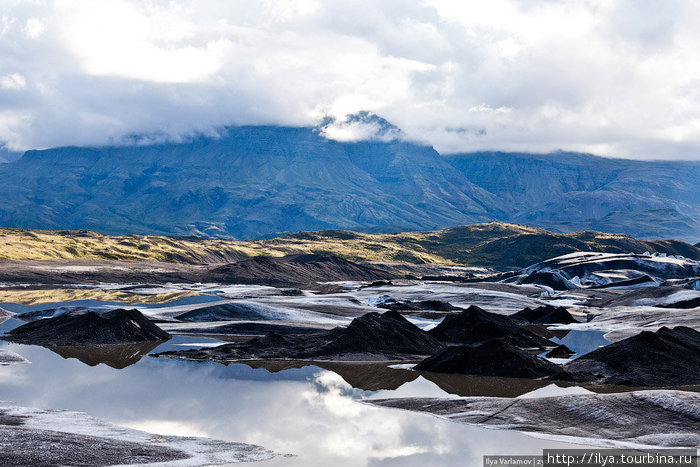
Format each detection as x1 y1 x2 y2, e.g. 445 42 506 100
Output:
445 152 700 243
1 222 698 268
0 126 502 239
0 126 698 242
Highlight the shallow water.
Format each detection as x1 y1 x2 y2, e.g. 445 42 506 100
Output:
0 322 594 466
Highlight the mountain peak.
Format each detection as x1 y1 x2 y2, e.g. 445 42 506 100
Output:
319 111 404 143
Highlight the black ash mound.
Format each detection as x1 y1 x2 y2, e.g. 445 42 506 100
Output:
565 326 700 387
15 306 92 322
157 310 444 362
5 309 171 346
415 339 565 379
176 303 274 321
378 299 460 312
428 305 553 350
545 345 575 359
657 297 700 309
318 310 445 359
205 254 394 287
511 305 578 324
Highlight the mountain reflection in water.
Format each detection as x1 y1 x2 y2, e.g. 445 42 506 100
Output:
46 340 166 369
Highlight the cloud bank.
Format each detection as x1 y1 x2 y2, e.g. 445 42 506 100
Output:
1 0 700 159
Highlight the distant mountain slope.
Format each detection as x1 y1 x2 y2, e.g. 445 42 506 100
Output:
1 222 697 268
0 127 503 239
0 127 698 242
444 152 700 243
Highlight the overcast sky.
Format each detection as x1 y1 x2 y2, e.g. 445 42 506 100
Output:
1 0 700 159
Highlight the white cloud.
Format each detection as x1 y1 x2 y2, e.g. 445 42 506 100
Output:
24 17 45 38
0 0 699 159
1 73 26 90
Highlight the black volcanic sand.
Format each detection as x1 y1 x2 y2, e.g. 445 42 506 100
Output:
0 254 394 287
156 310 445 362
367 391 700 447
170 321 327 336
545 344 575 358
0 426 189 467
4 309 171 346
511 305 578 324
176 303 274 321
657 297 700 309
427 305 553 350
15 306 92 322
415 339 566 380
377 299 461 312
205 254 394 287
565 326 700 387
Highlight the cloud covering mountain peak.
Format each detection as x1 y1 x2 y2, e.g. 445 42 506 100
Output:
1 0 700 160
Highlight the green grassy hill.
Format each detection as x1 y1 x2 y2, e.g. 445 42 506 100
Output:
2 222 698 268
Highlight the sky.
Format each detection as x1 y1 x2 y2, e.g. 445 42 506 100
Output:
1 0 700 159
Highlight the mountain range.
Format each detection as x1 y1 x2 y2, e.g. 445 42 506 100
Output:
0 125 698 242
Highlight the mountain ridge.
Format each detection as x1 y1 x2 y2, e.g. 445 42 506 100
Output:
1 126 698 242
0 222 697 268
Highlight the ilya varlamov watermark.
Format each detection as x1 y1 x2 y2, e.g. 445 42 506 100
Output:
483 449 698 467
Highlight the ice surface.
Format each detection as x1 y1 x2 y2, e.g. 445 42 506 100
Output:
0 404 277 465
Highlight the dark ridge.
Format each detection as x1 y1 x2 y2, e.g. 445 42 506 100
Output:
511 305 578 324
545 344 575 358
169 322 322 336
565 326 700 387
205 254 394 287
519 271 574 290
362 280 393 288
5 309 171 346
414 339 565 379
656 297 700 309
15 306 91 322
589 274 656 289
377 299 460 312
318 310 445 358
176 303 271 321
156 310 444 362
428 305 553 350
279 288 304 296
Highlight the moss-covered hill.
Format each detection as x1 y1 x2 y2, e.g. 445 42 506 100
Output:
1 222 698 268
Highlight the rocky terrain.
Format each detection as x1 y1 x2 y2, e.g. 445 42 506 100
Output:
204 254 394 286
497 251 700 290
5 308 171 346
367 390 700 447
427 305 553 350
2 239 700 460
0 254 396 287
511 305 577 324
414 340 566 379
157 310 444 362
565 326 700 387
